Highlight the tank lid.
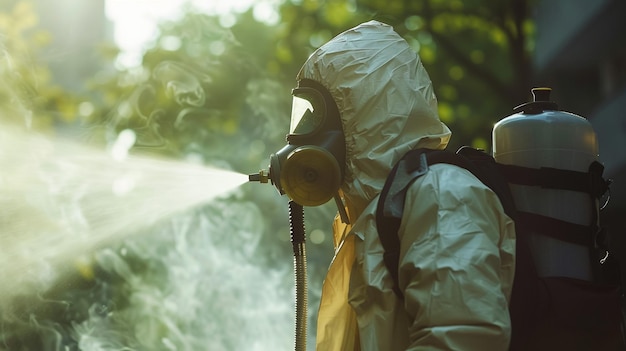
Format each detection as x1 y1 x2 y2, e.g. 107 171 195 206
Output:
512 87 559 114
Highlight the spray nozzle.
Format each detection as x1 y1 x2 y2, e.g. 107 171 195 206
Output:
248 169 269 183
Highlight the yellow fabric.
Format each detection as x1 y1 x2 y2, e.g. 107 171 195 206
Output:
306 21 515 350
315 215 359 350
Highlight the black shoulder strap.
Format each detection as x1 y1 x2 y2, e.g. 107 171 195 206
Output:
376 148 430 298
496 160 611 248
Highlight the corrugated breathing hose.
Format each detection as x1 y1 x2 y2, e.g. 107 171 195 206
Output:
289 200 307 351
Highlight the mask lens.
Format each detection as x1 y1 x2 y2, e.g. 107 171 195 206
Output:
289 88 325 135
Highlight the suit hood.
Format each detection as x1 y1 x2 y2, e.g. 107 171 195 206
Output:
296 21 451 217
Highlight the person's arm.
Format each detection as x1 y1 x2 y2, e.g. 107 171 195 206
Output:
397 164 515 350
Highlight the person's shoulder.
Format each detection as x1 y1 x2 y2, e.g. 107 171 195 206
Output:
419 162 486 190
402 162 492 207
403 162 507 219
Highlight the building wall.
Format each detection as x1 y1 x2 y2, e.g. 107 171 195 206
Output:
534 0 626 179
534 0 626 283
34 0 113 92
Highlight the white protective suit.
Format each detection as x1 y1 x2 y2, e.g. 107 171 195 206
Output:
297 21 517 350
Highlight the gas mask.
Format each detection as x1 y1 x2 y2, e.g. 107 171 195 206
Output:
249 79 346 208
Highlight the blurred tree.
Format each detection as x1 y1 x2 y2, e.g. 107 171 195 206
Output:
0 0 538 349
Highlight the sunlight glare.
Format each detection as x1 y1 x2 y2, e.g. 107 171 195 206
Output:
105 0 278 68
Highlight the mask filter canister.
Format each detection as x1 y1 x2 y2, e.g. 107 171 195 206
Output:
279 145 341 206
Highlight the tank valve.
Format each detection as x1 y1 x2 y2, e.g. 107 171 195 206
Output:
249 169 269 183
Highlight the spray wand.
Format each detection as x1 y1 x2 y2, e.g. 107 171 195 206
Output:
248 169 269 183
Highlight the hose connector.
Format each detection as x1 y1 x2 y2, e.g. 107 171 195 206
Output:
248 169 269 183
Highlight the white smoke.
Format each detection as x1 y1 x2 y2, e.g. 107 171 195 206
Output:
0 125 300 350
69 201 295 351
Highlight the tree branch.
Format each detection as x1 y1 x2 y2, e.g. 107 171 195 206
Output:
422 0 518 105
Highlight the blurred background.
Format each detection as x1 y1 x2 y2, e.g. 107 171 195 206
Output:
0 0 624 350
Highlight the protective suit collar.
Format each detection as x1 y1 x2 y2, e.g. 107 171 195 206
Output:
296 20 451 220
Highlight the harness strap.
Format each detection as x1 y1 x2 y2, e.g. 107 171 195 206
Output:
497 161 610 198
376 149 430 298
516 211 596 247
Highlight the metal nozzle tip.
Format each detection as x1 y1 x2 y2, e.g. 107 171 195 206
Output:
248 170 269 183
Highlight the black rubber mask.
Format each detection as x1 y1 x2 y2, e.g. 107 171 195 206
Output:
269 79 346 206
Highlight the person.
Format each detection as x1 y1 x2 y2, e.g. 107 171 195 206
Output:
286 20 516 350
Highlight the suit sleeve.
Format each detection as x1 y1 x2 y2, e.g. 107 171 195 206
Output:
397 164 516 350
